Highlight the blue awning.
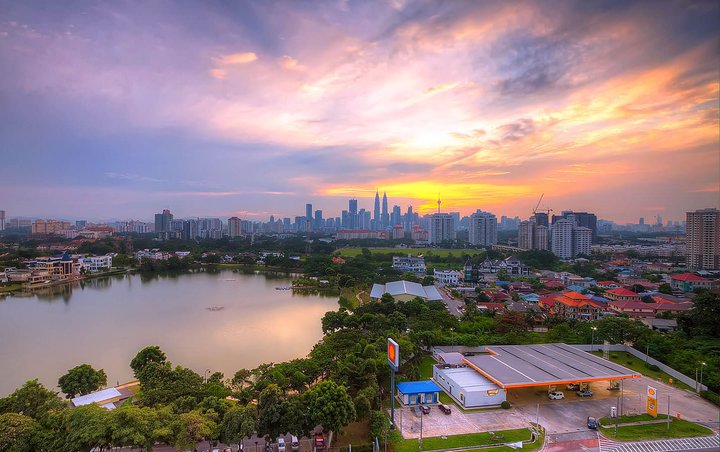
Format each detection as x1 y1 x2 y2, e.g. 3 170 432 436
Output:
396 380 441 394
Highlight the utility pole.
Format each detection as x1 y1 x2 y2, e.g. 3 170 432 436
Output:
535 403 540 435
667 394 670 431
615 394 619 437
419 409 423 452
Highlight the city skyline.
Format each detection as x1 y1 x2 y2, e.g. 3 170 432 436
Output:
1 1 718 222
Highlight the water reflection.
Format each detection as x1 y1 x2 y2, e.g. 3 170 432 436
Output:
0 270 337 395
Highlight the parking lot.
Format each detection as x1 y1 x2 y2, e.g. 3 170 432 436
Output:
395 404 530 439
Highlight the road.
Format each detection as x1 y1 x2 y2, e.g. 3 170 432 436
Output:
435 283 464 317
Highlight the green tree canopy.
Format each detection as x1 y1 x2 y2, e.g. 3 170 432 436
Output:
303 380 356 445
58 364 108 399
220 404 257 445
130 346 168 377
0 379 67 421
0 413 38 452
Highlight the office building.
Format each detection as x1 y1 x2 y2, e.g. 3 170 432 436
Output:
31 220 73 235
0 210 4 231
468 210 497 246
154 209 173 234
686 208 720 270
381 192 389 228
374 191 381 225
553 211 597 240
429 213 455 244
533 212 549 228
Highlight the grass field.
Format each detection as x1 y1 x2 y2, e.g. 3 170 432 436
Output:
598 413 668 426
336 247 486 258
0 283 22 293
592 352 694 391
392 428 535 452
600 416 712 441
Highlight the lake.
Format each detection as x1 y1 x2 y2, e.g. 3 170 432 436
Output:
0 269 339 395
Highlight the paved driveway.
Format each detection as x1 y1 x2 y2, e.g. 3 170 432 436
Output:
395 405 530 439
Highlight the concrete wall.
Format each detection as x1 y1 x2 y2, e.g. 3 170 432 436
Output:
433 366 506 408
572 344 708 392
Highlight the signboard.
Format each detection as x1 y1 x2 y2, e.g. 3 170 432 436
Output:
646 386 658 417
387 338 400 370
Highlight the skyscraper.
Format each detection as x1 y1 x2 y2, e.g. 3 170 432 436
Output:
468 210 497 246
518 221 534 250
374 191 381 225
314 210 323 229
349 199 358 229
381 192 389 228
553 211 597 240
305 203 312 220
391 205 401 225
686 208 720 270
0 210 5 231
551 219 574 259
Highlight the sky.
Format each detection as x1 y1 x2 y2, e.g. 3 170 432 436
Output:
1 0 718 224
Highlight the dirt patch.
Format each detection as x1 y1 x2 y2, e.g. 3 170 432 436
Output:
334 420 371 447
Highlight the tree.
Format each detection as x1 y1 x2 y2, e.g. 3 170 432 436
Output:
220 404 257 445
130 346 168 377
0 379 67 421
109 404 174 451
658 283 672 295
173 410 216 451
0 413 38 452
303 381 356 448
58 364 108 399
380 292 394 303
57 403 112 451
256 384 287 440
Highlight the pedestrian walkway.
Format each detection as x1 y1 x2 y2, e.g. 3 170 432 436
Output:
598 432 719 451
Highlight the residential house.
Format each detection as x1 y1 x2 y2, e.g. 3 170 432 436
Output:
552 291 606 321
669 273 716 292
605 288 642 302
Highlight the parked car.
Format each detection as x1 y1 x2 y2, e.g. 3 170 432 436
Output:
420 404 430 414
548 391 564 400
462 352 476 357
265 444 273 452
587 416 599 430
277 437 286 452
566 383 581 391
290 436 299 452
314 433 325 451
577 389 594 397
438 403 452 415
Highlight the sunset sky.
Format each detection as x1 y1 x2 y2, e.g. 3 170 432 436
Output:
1 0 718 223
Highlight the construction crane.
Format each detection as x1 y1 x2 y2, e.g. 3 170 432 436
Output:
532 194 544 214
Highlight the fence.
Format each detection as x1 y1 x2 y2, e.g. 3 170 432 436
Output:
571 344 708 392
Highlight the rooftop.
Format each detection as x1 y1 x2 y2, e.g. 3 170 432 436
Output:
369 280 442 300
606 288 640 297
463 343 640 388
435 366 500 391
396 380 442 394
671 273 710 282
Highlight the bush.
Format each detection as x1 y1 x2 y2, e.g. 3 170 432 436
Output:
501 401 511 409
626 360 633 365
644 363 660 372
700 390 720 407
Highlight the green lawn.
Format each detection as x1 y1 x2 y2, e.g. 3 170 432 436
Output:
392 428 535 452
600 417 713 441
599 413 668 426
0 283 22 293
336 247 486 258
592 352 694 391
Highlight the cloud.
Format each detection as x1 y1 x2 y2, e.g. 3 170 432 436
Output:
216 52 258 65
278 55 304 71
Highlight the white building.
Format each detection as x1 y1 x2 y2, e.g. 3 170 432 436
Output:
551 219 574 259
535 225 549 250
468 210 497 246
392 255 426 274
80 255 113 273
433 269 462 284
429 213 455 244
433 363 506 408
518 221 534 250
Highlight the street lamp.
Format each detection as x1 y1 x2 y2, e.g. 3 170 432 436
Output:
591 327 597 352
450 327 455 353
700 362 707 391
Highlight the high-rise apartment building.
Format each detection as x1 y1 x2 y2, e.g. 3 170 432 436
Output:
518 221 534 250
686 208 720 270
428 213 455 244
154 209 173 233
535 225 549 250
551 219 574 259
468 210 497 246
305 204 313 221
573 227 592 256
0 210 5 231
228 217 242 237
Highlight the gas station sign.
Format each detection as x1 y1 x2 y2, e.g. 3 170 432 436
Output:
387 338 399 370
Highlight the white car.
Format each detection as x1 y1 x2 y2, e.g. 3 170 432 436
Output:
277 437 286 452
548 391 565 400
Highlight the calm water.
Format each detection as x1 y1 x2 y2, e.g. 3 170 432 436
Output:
0 269 338 395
